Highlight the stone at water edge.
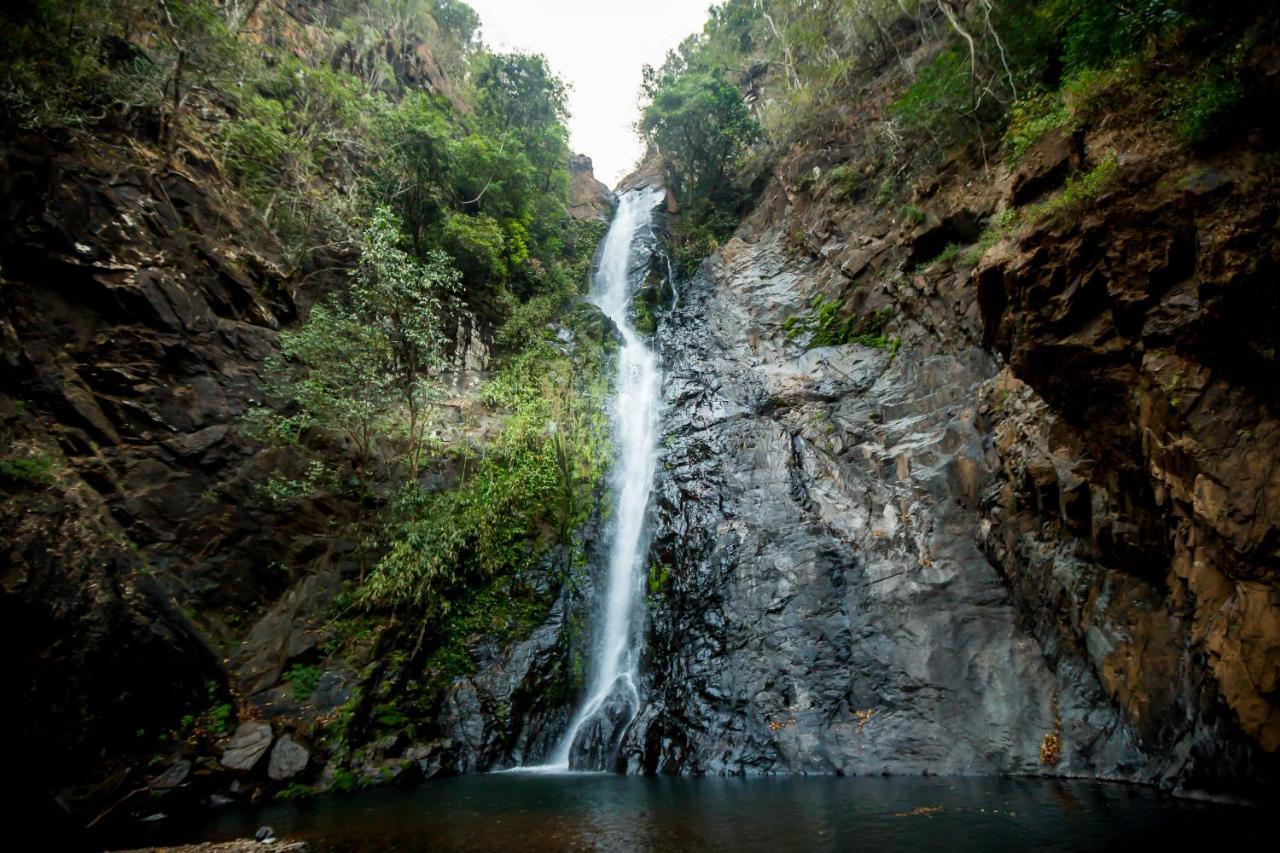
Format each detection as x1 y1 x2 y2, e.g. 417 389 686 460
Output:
267 735 310 781
220 721 273 771
150 758 192 790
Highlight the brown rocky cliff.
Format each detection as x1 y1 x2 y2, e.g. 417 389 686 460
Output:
0 0 478 831
0 131 353 825
568 153 614 222
974 136 1280 787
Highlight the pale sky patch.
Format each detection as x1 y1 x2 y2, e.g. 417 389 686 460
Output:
465 0 712 187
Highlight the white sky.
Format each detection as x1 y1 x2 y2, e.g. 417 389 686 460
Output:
465 0 713 186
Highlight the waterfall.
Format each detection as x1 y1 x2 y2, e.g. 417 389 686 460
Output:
542 187 664 771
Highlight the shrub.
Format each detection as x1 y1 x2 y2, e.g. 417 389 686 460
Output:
0 454 53 489
1004 92 1073 164
360 325 612 615
874 174 901 208
927 242 963 269
284 665 323 702
1027 155 1120 219
825 164 864 200
890 45 984 146
783 295 897 350
958 210 1016 266
1170 66 1245 144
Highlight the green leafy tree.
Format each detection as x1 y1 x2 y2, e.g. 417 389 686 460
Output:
250 208 459 483
353 207 461 478
473 51 570 187
639 69 760 215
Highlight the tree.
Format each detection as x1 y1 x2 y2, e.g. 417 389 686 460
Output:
473 50 570 179
639 68 760 215
353 207 461 478
250 207 459 484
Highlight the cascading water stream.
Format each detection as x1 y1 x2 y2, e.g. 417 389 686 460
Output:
534 187 664 771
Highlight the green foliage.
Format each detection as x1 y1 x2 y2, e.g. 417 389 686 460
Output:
473 51 570 182
670 210 740 277
1004 93 1073 164
0 453 53 489
180 681 233 738
360 313 612 615
0 0 235 132
958 210 1016 266
221 94 295 186
638 59 760 272
890 44 981 145
1169 66 1245 143
874 174 902 208
422 576 558 685
824 164 864 201
632 294 656 336
0 0 585 293
284 665 322 702
1057 0 1191 77
647 562 671 597
276 783 317 800
1026 155 1120 220
901 204 927 225
639 68 760 213
371 53 577 299
207 702 232 735
783 295 897 350
327 767 362 793
248 209 459 482
927 243 963 269
254 459 332 507
441 211 509 282
990 0 1254 164
488 218 607 348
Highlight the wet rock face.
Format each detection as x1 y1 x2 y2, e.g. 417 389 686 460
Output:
426 592 579 775
621 117 1279 796
624 232 1144 778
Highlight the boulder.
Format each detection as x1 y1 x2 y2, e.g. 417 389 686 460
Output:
220 721 273 771
267 734 310 781
1009 127 1082 205
150 758 192 790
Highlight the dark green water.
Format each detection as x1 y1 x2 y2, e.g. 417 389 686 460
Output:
127 774 1264 852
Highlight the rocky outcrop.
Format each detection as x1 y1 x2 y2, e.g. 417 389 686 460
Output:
569 154 615 223
615 51 1279 799
974 137 1280 797
221 722 275 772
0 136 316 825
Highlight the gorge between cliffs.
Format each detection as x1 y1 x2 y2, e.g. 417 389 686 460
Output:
2 1 1278 850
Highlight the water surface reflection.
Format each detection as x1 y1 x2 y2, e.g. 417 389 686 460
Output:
136 773 1264 852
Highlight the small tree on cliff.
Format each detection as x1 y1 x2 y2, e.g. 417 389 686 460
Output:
353 207 461 478
247 207 459 486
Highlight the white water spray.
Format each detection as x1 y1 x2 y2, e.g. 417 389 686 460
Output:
536 187 664 770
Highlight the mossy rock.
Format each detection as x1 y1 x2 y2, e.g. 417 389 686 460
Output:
566 300 622 351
